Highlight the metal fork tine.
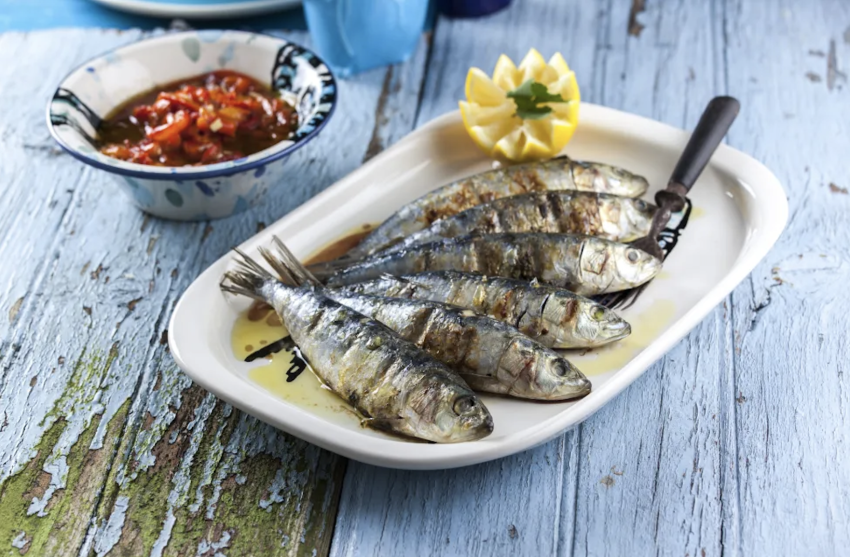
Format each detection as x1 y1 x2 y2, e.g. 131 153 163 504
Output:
596 199 693 310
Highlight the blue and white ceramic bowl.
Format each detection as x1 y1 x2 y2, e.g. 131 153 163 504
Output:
47 30 336 220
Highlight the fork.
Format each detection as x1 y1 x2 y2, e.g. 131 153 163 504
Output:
596 96 741 310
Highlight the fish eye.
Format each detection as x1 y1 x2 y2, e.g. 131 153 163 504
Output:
592 307 606 320
453 396 476 415
627 249 640 262
552 360 570 377
635 200 646 210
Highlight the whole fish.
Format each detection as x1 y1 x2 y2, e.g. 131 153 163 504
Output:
379 192 656 255
324 290 591 401
320 156 649 265
322 233 662 296
220 242 494 443
340 271 630 349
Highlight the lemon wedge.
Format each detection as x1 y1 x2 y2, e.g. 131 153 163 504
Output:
460 49 580 163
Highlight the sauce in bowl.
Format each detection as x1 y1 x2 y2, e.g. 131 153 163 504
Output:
98 70 298 167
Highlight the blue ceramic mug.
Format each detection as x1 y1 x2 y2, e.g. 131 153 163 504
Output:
303 0 429 77
437 0 512 17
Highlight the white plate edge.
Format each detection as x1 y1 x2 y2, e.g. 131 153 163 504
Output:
90 0 301 19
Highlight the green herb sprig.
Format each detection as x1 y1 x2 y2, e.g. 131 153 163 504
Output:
506 79 567 120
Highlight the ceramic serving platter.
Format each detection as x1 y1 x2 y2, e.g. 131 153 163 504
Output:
169 104 788 470
90 0 300 19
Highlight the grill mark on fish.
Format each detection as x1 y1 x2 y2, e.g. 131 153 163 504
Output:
536 194 551 224
539 292 552 319
364 192 657 260
514 308 528 329
561 298 578 323
221 243 495 443
304 305 325 335
332 157 650 262
339 271 634 349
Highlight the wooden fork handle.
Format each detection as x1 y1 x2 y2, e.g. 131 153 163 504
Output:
657 96 741 209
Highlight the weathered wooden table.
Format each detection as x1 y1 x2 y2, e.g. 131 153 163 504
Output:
1 1 848 555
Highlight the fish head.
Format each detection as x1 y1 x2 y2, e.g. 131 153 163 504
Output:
597 197 656 241
406 376 494 443
622 198 656 232
606 165 650 197
578 240 661 294
524 343 592 400
611 244 662 290
573 302 632 346
573 161 650 197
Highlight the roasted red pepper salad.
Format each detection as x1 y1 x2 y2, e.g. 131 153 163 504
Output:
98 70 298 167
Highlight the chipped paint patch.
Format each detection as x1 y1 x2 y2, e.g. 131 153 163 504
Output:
8 296 24 323
11 531 28 549
0 398 131 555
89 377 344 556
93 495 129 556
196 529 232 556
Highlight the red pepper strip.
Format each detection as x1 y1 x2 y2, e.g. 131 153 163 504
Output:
157 92 200 111
200 142 221 163
193 87 210 103
152 98 171 115
147 111 190 142
215 119 238 137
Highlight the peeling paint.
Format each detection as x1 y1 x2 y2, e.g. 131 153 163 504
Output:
3 347 119 519
196 530 232 556
0 26 390 557
8 297 24 323
11 531 28 549
94 495 129 556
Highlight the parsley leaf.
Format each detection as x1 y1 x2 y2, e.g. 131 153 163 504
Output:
506 79 567 120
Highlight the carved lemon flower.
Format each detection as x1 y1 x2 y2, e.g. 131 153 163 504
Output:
460 49 580 162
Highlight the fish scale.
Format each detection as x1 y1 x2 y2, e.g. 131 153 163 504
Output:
313 156 650 266
326 290 591 401
323 233 661 296
220 247 494 443
339 271 631 349
376 192 656 257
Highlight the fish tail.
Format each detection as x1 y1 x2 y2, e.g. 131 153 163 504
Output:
258 236 323 288
220 248 275 300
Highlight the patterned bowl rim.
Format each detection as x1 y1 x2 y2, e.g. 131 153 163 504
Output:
45 30 337 181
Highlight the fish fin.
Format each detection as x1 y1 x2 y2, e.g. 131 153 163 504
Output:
258 236 323 288
220 248 274 300
258 245 299 286
305 254 360 276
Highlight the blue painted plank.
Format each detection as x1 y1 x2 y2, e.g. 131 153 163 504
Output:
724 0 850 554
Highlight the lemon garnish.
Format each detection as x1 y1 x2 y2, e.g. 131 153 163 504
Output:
460 49 580 163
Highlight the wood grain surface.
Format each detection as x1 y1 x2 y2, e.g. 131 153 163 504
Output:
1 0 848 555
0 28 428 556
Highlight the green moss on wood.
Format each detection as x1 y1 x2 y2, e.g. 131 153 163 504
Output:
1 351 343 557
0 347 130 555
108 382 343 556
0 399 131 555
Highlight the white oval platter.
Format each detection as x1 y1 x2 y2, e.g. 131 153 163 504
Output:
169 104 788 470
